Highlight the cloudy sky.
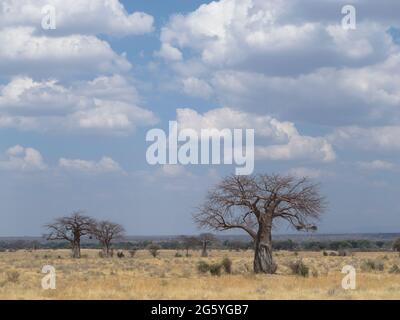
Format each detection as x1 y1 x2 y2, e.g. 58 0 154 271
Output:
1 0 400 236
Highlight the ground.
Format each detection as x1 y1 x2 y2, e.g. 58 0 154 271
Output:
0 249 399 299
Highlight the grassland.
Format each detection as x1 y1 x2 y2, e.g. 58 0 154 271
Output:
0 249 399 299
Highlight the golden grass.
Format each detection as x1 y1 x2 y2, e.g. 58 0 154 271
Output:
0 249 399 299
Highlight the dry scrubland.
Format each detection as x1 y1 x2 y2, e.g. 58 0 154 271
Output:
0 249 400 299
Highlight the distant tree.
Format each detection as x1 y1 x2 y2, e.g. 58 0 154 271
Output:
92 221 125 258
198 233 216 257
194 174 326 274
147 243 161 258
393 238 400 253
179 236 198 257
44 211 96 258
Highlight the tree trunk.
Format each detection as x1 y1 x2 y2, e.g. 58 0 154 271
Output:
201 241 208 257
253 223 275 274
72 242 81 258
104 242 111 258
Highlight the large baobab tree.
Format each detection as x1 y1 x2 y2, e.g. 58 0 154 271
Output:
45 211 96 258
92 220 125 257
194 174 326 274
198 233 216 257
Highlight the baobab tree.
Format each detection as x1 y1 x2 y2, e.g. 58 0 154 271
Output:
198 233 216 257
194 174 326 274
92 220 125 257
45 211 96 258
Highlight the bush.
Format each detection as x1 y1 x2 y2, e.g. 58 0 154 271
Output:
389 264 400 274
197 261 210 274
221 257 232 274
147 244 161 258
209 263 223 276
175 252 183 258
288 260 309 277
361 259 384 272
323 251 328 256
129 249 137 258
6 270 20 283
117 251 125 258
393 238 400 252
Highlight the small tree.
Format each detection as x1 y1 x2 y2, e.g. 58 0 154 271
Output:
393 238 400 253
198 233 216 257
147 243 161 258
92 221 125 258
194 174 326 274
179 236 198 257
45 211 96 258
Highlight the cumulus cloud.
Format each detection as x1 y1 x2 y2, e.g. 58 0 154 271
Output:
0 145 46 171
175 107 335 162
0 75 158 133
59 156 122 173
182 77 213 98
157 0 400 131
0 27 131 77
0 0 154 35
330 126 400 151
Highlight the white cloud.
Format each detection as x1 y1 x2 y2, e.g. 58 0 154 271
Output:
182 77 213 99
331 126 400 151
0 27 131 77
155 43 182 61
0 145 46 171
157 0 400 128
358 160 396 171
0 0 154 36
175 107 335 162
59 156 121 173
0 75 158 133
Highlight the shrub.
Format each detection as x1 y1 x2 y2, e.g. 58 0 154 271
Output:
117 251 125 258
361 259 384 272
129 249 137 258
197 261 210 274
288 260 309 277
221 257 232 274
175 252 183 258
389 264 400 274
209 263 223 276
147 244 161 258
323 251 328 256
393 238 400 252
6 270 20 283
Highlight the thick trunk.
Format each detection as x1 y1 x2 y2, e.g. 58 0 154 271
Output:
201 241 208 257
72 242 81 258
253 223 275 274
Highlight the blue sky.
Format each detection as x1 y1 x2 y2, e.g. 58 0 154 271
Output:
1 0 400 236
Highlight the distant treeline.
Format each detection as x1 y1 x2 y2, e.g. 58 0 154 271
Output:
0 238 396 252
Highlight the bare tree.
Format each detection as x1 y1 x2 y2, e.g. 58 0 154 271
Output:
45 211 96 258
92 221 125 257
194 174 326 274
179 235 199 257
198 233 216 257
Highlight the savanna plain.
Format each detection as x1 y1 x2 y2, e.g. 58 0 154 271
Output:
1 249 400 300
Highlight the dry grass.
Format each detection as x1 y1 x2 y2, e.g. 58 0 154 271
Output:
0 249 399 299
